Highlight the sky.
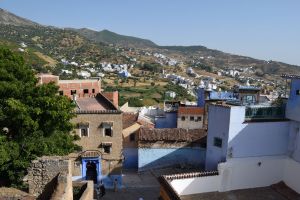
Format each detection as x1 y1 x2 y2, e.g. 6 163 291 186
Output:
1 0 300 65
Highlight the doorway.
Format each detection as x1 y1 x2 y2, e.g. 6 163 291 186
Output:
86 161 97 183
82 158 101 184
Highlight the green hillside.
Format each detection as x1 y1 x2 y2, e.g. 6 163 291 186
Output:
72 28 157 48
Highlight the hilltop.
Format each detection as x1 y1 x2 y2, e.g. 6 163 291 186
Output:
0 8 299 102
0 8 39 26
71 28 157 48
0 8 298 71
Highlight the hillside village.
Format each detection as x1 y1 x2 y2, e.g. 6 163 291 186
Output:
0 7 300 200
2 70 300 199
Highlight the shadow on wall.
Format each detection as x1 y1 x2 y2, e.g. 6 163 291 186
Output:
122 127 139 169
101 175 122 189
38 174 59 200
227 121 290 159
138 145 206 172
123 148 138 169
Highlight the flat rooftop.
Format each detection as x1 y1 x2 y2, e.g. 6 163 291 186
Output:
59 79 99 83
181 186 300 200
75 93 118 112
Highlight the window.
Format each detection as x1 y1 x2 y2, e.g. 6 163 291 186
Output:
59 91 64 96
104 128 112 137
242 95 255 105
129 133 135 141
80 128 88 137
214 137 223 148
181 116 185 121
83 89 89 94
296 90 300 95
92 89 95 93
103 144 111 153
190 116 194 121
71 90 77 95
196 116 202 122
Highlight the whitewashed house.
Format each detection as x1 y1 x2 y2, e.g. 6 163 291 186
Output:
77 70 91 78
158 74 300 199
70 61 79 66
20 42 27 48
165 91 176 99
61 69 72 75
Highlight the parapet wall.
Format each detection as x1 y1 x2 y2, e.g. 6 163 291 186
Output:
27 156 72 199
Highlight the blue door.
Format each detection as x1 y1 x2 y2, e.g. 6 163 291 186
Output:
82 157 101 183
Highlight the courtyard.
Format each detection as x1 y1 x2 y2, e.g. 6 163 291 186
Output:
181 186 300 200
93 170 160 200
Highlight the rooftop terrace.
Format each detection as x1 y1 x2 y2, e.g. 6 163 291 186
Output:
75 93 118 112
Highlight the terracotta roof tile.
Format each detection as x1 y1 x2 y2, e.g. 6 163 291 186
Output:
139 127 207 142
123 113 139 129
178 107 204 115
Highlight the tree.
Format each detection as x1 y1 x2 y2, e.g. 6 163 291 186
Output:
140 63 160 73
0 48 80 188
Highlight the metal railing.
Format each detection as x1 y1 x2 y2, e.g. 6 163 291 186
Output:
245 106 286 120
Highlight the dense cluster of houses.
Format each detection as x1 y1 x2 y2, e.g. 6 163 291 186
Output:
59 60 132 79
37 73 300 199
158 74 300 200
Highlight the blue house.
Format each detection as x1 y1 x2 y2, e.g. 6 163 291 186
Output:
138 128 207 171
118 70 131 78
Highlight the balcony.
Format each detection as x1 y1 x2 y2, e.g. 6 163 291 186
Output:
245 106 286 121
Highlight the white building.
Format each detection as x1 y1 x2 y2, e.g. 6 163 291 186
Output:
70 61 79 66
158 74 300 199
61 69 72 75
165 91 176 99
77 71 91 78
20 42 27 48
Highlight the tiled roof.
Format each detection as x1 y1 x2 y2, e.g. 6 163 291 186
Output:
75 93 117 111
163 171 219 181
238 85 261 91
139 127 207 142
178 107 204 115
281 74 300 79
123 113 139 129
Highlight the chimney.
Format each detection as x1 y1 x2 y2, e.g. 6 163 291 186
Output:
112 91 119 108
103 91 119 108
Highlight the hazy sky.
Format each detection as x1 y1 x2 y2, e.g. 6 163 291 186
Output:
1 0 300 65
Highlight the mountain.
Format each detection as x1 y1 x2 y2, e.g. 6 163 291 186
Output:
71 28 157 48
0 8 299 78
0 8 40 26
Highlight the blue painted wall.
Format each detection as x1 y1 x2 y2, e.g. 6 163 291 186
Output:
101 175 122 189
155 112 177 128
138 147 206 171
205 105 231 170
206 105 291 170
288 121 300 162
197 88 205 107
286 79 300 122
123 148 138 169
228 106 290 158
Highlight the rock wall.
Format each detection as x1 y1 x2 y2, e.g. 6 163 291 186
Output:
27 156 72 199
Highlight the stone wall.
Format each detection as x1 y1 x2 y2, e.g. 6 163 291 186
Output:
27 156 72 199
